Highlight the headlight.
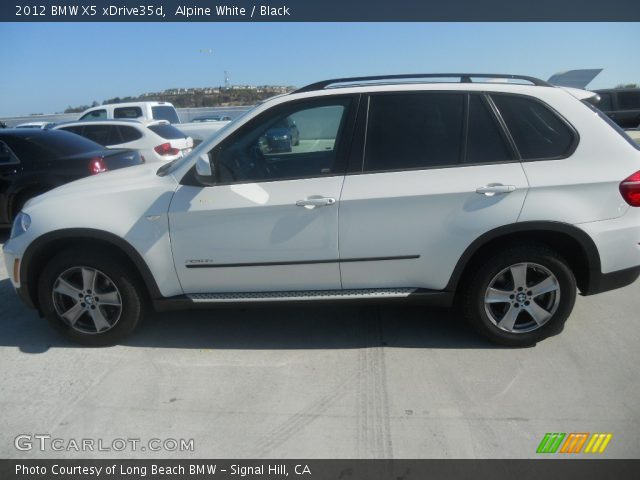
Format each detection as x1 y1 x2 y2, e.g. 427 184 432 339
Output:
10 212 31 239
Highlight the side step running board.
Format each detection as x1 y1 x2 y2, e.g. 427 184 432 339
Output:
188 288 417 303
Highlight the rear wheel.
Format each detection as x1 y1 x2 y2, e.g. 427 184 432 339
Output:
38 250 143 346
462 245 576 346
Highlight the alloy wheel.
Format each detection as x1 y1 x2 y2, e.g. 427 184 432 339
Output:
51 266 123 335
483 262 561 333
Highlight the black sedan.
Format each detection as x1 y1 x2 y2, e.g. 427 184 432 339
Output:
0 129 143 225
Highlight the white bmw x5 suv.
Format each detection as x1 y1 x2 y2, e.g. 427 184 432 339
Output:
4 74 640 346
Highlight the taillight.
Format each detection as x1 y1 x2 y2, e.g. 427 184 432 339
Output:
88 157 107 175
620 171 640 207
154 142 180 156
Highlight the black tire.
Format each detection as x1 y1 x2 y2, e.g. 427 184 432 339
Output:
38 249 143 346
462 245 576 347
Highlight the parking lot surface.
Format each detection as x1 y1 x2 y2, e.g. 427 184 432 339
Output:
1 230 639 459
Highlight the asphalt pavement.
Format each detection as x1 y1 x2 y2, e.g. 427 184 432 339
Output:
1 229 638 459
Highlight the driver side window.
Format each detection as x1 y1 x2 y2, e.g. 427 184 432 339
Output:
214 100 350 184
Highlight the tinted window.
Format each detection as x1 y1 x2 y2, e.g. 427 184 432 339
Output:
114 107 143 119
466 95 513 164
364 93 464 172
151 106 180 124
118 125 143 143
148 124 186 140
597 92 613 111
82 124 114 146
492 94 575 160
617 91 640 110
59 125 84 135
215 100 350 183
80 109 106 120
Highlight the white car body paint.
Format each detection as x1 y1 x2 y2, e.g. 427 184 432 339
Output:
4 80 640 304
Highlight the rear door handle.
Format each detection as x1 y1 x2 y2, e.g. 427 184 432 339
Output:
296 196 336 208
475 184 516 196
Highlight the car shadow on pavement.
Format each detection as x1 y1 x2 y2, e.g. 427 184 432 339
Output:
124 305 496 350
0 275 503 352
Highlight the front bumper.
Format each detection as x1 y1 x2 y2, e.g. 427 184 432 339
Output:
3 239 37 310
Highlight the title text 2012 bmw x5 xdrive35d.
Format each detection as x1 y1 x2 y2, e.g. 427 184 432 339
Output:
4 74 640 346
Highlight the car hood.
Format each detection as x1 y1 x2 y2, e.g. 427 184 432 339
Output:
25 162 175 210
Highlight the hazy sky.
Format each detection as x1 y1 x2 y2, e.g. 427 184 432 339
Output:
1 22 639 116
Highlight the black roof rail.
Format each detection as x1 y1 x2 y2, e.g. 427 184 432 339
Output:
295 73 552 93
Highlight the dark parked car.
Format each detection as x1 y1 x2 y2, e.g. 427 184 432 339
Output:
0 129 143 225
594 88 640 128
263 117 300 153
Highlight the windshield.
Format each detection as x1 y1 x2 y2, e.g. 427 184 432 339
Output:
157 104 259 177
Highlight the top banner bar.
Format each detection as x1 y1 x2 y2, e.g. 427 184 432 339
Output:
2 0 640 22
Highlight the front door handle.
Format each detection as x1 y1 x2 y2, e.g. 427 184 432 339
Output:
476 184 516 196
296 196 336 208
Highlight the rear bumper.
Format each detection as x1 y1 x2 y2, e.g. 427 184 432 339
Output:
583 265 640 296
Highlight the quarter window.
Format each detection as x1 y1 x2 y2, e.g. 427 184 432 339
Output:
491 94 575 160
214 100 350 183
466 95 513 164
118 126 143 143
364 93 464 172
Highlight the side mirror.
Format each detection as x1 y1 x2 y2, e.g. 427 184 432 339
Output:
194 153 215 186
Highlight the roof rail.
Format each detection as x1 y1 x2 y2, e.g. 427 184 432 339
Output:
295 73 551 93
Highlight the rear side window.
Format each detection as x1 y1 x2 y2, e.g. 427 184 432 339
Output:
114 107 143 119
148 124 186 140
617 91 640 110
466 95 513 164
79 109 106 120
151 106 180 124
82 125 115 146
364 93 464 172
59 125 84 135
491 94 575 160
118 125 143 143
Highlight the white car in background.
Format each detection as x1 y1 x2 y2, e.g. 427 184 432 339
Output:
78 101 181 124
15 121 57 129
54 119 193 163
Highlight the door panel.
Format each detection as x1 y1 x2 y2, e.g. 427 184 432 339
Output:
169 176 344 293
339 163 529 290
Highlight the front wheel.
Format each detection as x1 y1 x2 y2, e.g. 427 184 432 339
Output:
462 246 577 347
38 250 143 346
